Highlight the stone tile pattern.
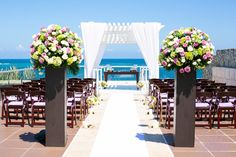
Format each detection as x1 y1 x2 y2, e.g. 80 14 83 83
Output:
203 49 236 85
161 127 236 157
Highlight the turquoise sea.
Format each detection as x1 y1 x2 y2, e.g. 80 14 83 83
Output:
0 59 202 80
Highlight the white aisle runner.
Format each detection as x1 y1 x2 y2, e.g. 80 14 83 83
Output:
90 90 149 157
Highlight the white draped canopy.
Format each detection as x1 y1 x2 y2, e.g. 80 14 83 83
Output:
80 22 164 78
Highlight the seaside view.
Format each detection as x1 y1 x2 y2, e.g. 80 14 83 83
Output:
1 0 236 157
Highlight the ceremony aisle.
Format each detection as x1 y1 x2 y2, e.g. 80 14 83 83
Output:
90 90 149 157
63 89 174 157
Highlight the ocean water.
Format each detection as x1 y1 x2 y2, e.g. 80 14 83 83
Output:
0 59 202 80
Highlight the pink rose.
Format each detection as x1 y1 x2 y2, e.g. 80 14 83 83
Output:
44 41 49 46
30 48 35 54
174 43 179 48
203 55 208 60
202 40 207 45
183 43 188 47
186 36 191 41
68 39 74 44
179 68 184 73
41 53 47 57
61 27 67 33
47 29 52 34
56 45 61 49
184 66 191 73
39 57 44 64
67 48 71 54
161 61 167 66
206 52 212 57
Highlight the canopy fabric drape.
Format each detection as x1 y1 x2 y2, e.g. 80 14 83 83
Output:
81 22 164 79
131 23 164 78
81 22 107 78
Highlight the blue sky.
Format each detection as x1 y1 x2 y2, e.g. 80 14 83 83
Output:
0 0 235 59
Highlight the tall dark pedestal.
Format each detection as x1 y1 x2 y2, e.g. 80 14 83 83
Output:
45 67 67 147
174 70 196 147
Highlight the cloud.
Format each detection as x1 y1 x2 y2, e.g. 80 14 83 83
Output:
16 44 25 51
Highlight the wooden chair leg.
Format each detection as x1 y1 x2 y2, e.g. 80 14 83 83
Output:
218 109 222 129
234 108 236 129
21 108 25 127
209 109 212 129
5 106 9 127
167 108 171 129
31 107 35 127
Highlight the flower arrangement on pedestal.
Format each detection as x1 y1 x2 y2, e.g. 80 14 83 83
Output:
137 81 144 89
159 27 214 147
30 24 83 74
100 81 108 89
159 27 214 73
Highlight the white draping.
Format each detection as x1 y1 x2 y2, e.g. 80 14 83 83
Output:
131 23 164 78
81 22 107 78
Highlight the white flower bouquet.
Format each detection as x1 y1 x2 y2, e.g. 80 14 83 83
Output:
86 95 100 106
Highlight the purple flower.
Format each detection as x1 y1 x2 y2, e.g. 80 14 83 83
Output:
193 42 199 47
184 66 191 73
45 33 49 38
179 68 184 73
174 58 178 64
174 43 179 48
180 52 185 57
163 49 168 55
161 61 167 66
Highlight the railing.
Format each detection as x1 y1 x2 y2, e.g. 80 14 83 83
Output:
0 68 35 85
92 66 149 94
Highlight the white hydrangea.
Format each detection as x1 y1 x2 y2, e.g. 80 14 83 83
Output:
61 40 69 46
192 62 197 65
72 56 77 62
207 60 212 64
187 46 193 52
176 47 184 52
47 58 53 64
62 54 68 60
